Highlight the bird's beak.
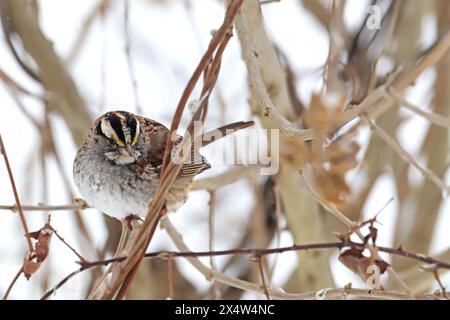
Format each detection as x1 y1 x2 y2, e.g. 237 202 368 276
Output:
119 147 131 157
115 146 136 165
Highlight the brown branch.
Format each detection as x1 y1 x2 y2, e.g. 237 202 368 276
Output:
161 0 245 172
234 10 313 140
0 67 46 100
67 0 113 64
377 245 450 270
41 269 82 300
2 267 23 300
387 89 450 128
167 254 174 299
192 166 259 191
0 134 33 252
366 117 448 193
42 231 450 300
330 28 450 140
260 0 280 5
299 0 330 30
0 203 89 212
123 0 142 113
4 0 92 146
49 226 90 264
255 256 270 300
100 0 245 300
431 269 449 300
208 191 221 299
159 217 446 300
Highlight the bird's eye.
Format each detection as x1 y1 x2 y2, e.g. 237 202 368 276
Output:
100 115 126 147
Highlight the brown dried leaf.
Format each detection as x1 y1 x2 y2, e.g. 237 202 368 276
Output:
34 226 53 262
314 168 350 207
303 93 344 136
339 248 389 289
280 136 310 168
327 140 360 173
23 254 41 280
22 221 53 280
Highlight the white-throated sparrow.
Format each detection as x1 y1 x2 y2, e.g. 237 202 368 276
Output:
73 110 252 220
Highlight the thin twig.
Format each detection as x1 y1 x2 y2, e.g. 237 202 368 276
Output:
234 10 313 140
255 256 270 300
87 222 129 300
368 0 402 93
0 67 47 100
167 254 174 299
431 269 449 300
161 0 245 172
146 242 450 269
387 89 450 128
299 173 354 228
192 166 259 191
260 0 280 4
49 226 89 264
66 0 113 64
123 0 142 113
208 191 222 299
42 225 450 300
366 116 448 194
2 267 23 300
41 269 82 300
0 203 89 212
0 134 33 252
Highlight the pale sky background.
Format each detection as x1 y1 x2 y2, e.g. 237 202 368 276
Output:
0 0 449 299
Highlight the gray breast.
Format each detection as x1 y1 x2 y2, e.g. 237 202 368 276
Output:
73 147 159 219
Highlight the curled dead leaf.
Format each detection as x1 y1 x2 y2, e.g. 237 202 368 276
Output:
22 218 53 280
314 168 350 207
303 93 344 137
280 136 310 168
23 254 41 280
339 248 389 290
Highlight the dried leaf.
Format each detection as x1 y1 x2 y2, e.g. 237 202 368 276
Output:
303 93 344 137
34 226 53 262
280 136 310 168
339 248 389 290
22 220 53 280
23 254 41 280
314 168 350 207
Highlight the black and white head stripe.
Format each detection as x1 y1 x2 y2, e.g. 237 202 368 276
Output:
98 111 140 146
107 113 126 143
126 115 139 145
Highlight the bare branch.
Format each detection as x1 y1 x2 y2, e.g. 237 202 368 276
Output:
387 89 450 128
366 117 448 194
0 134 33 252
2 267 23 300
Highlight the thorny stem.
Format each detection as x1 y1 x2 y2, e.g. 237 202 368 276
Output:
42 236 450 300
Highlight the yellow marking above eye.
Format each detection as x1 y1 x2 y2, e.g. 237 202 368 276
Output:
101 118 127 147
131 129 140 146
112 134 125 147
131 120 140 146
